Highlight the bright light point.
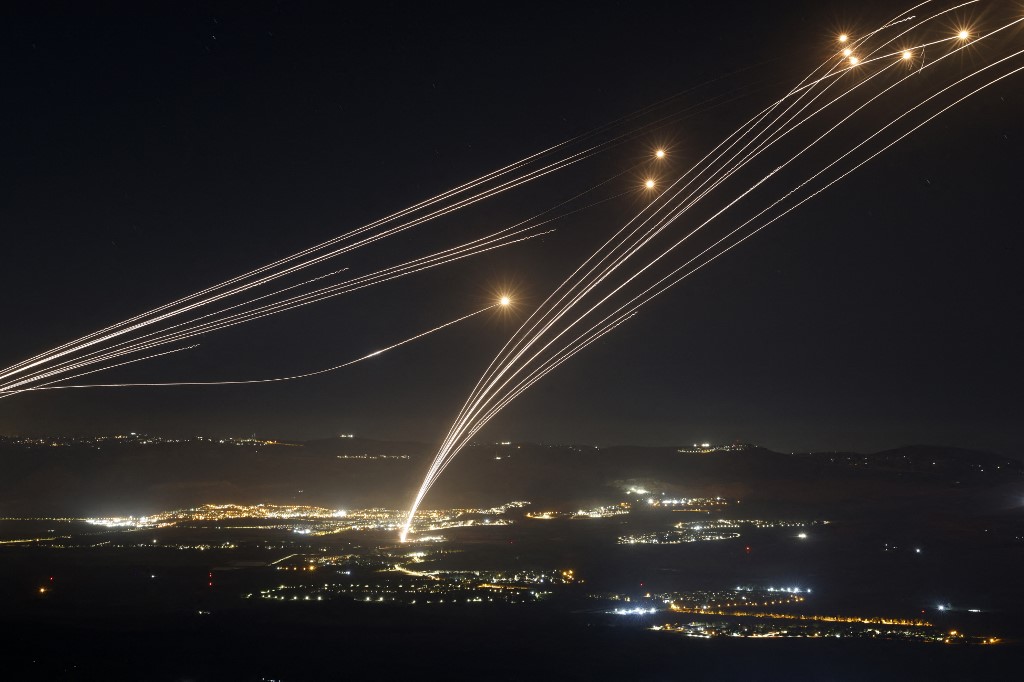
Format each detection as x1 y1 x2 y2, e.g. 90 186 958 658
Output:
797 532 808 539
849 56 859 65
655 149 666 159
902 50 913 60
499 296 511 306
838 34 848 43
958 30 969 40
843 48 852 57
645 179 655 189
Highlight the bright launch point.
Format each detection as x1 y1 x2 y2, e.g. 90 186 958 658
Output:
500 296 511 306
849 56 859 65
958 30 969 39
902 50 913 60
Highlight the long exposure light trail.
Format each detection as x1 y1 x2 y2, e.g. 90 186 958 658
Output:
409 4 946 511
0 147 597 387
0 106 631 382
12 304 500 392
0 5 930 397
0 226 547 394
0 79 751 392
400 0 1023 540
411 26 995 512
455 43 1024 462
427 2 942 442
0 174 639 394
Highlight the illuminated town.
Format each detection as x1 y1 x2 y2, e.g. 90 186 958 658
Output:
1 489 1009 651
1 494 1007 657
1 427 1020 681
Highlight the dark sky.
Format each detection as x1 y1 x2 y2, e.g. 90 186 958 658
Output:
2 1 1021 455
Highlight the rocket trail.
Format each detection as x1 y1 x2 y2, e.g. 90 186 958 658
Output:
9 305 498 393
0 227 547 393
428 2 944 437
400 0 1024 540
0 172 633 393
0 114 659 395
0 79 754 391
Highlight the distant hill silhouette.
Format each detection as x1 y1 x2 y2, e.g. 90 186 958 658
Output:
0 435 1019 517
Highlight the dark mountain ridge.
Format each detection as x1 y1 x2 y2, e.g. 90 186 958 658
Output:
0 435 1019 517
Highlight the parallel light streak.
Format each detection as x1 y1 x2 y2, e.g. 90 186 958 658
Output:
401 1 1023 539
15 305 498 392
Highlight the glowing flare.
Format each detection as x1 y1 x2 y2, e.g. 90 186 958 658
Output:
838 34 848 43
902 50 913 60
645 179 655 189
849 56 859 65
958 30 969 40
500 296 511 306
655 149 666 159
843 48 852 57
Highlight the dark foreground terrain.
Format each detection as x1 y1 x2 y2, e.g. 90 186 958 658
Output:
6 602 1023 681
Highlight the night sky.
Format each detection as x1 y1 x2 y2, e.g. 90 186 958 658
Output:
3 2 1021 455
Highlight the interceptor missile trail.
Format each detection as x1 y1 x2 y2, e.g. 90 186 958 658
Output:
0 110 652 395
0 178 633 394
399 0 1024 540
0 147 595 387
0 228 546 394
4 54 793 396
6 303 501 393
0 78 747 392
